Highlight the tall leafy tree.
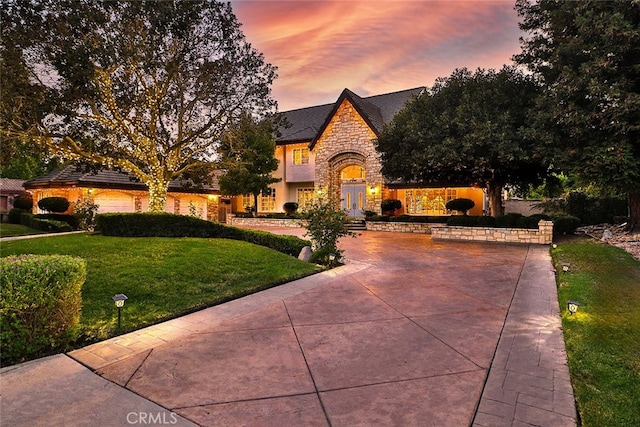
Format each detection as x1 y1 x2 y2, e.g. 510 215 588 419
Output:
1 0 277 211
515 0 640 228
217 113 281 216
376 66 548 216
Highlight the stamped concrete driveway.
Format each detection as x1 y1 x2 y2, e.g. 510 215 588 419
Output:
2 231 575 426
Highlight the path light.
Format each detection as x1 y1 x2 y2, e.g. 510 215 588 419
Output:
567 300 580 315
112 294 128 329
329 253 336 268
562 263 571 272
553 243 558 249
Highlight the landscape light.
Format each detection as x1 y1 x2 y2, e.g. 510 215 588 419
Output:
112 294 128 329
562 263 571 272
567 300 580 315
329 253 336 267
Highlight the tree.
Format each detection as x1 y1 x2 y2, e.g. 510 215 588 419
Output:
515 0 640 229
217 114 281 216
1 0 277 211
376 67 548 216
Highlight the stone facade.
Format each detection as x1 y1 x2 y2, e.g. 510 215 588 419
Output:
313 100 384 213
228 215 304 228
365 221 433 234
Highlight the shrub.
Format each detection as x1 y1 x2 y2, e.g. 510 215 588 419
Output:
381 199 402 214
13 196 33 211
566 191 628 225
447 215 479 226
95 213 309 257
35 214 80 229
367 214 390 222
495 213 524 228
38 196 71 213
7 208 25 224
19 212 72 232
445 198 475 215
301 195 356 265
476 216 497 227
552 214 581 235
0 255 86 366
283 202 299 215
74 197 100 230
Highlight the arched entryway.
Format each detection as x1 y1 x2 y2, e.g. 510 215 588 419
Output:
340 165 366 217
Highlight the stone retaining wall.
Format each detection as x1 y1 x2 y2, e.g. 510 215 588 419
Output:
228 216 304 228
430 220 553 245
365 221 433 234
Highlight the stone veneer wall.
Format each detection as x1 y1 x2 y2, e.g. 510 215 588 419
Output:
313 99 384 213
366 221 433 234
228 215 303 228
430 220 553 245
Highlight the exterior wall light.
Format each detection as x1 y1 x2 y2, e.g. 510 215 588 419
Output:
369 186 377 195
112 294 128 329
567 300 580 315
562 263 571 272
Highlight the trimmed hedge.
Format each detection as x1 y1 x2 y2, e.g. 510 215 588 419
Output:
1 255 86 366
38 196 71 213
367 215 449 223
95 213 309 257
550 214 581 235
36 213 80 229
19 212 72 232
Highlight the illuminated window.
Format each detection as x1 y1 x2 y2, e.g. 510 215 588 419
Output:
293 148 309 165
405 188 457 215
341 165 365 180
260 188 277 212
296 188 314 210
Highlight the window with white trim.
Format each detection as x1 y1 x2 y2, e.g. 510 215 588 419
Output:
260 188 277 212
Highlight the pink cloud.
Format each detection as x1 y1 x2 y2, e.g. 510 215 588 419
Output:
231 1 523 111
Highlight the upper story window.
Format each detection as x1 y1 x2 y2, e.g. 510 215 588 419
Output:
293 148 309 165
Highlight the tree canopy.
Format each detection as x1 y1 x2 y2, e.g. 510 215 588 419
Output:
515 0 640 228
217 113 281 215
1 0 278 211
376 66 548 216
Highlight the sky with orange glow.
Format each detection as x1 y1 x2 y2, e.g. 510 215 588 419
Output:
230 0 524 112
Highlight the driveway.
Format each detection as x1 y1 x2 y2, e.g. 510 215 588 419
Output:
1 231 576 426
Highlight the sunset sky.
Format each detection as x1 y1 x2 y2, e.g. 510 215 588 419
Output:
230 0 525 112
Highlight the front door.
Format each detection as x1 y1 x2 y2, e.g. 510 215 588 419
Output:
341 184 366 217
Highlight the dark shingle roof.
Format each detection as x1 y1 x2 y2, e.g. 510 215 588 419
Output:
0 178 27 194
24 165 219 193
277 87 425 146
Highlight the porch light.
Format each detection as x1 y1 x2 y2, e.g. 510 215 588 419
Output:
562 263 571 272
112 294 128 329
369 186 377 195
567 300 580 315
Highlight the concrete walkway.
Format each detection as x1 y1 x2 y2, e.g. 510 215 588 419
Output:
0 231 577 426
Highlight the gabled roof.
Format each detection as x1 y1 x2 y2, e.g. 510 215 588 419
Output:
24 165 220 193
276 87 425 148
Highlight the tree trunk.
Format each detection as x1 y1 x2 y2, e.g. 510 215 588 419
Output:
629 190 640 231
487 182 504 217
253 193 259 218
146 177 169 213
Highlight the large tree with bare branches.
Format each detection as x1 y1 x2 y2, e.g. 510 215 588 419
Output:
1 0 277 211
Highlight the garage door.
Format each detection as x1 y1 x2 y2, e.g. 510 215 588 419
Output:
95 192 134 213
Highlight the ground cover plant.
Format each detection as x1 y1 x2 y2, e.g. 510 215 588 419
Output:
552 238 640 426
1 234 320 346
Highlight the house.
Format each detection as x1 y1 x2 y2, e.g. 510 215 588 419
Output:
230 87 485 217
0 178 27 222
23 166 228 221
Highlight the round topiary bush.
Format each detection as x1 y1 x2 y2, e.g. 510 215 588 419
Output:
283 202 299 215
13 196 33 211
445 198 475 215
381 199 402 214
38 197 71 213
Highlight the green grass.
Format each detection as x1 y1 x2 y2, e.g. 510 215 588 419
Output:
552 237 640 426
0 223 45 237
1 233 320 343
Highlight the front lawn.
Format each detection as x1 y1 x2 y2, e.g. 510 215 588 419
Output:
552 238 640 426
0 223 44 237
1 234 320 343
